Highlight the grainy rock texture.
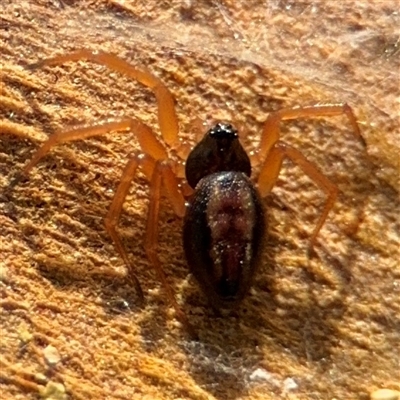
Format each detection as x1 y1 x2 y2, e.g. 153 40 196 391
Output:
1 1 399 400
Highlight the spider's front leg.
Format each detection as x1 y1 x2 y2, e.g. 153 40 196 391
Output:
9 49 179 187
256 104 365 250
26 49 181 149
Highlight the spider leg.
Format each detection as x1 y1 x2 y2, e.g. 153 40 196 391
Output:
9 117 168 188
104 153 150 301
258 142 338 250
27 49 180 149
256 103 364 164
104 154 195 337
105 151 194 335
144 160 198 338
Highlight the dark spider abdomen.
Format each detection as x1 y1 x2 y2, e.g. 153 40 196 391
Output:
183 171 266 308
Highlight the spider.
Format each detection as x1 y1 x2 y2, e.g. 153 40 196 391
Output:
11 49 364 338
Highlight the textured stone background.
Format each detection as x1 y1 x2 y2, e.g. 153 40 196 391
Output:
0 1 399 399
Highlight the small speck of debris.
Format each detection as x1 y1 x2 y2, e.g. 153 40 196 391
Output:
283 377 298 391
39 381 67 400
370 389 400 400
106 298 130 314
43 345 61 367
35 373 48 384
19 328 33 344
249 368 270 381
0 266 10 283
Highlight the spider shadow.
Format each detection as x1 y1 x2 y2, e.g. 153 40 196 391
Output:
4 193 148 319
176 194 357 399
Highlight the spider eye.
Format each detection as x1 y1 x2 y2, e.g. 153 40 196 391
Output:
209 123 238 139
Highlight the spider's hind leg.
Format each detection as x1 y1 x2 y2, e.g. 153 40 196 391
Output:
144 160 198 338
105 154 197 337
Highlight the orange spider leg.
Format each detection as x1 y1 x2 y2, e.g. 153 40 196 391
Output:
12 118 167 187
255 103 364 249
27 49 180 148
104 153 195 338
258 142 339 250
257 103 364 163
104 153 150 301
